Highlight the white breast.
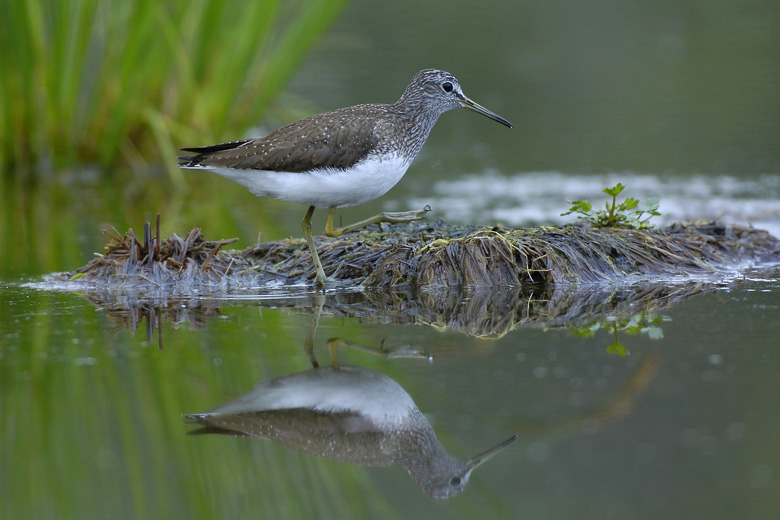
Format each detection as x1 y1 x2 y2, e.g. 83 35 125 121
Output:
185 154 412 208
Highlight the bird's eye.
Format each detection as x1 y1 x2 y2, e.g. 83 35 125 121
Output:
450 476 461 486
442 81 453 93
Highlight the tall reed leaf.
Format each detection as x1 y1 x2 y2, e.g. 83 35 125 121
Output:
0 0 348 180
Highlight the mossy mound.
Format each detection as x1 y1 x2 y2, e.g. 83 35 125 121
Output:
57 217 780 292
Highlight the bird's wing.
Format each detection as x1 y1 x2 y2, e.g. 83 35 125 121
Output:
178 106 387 172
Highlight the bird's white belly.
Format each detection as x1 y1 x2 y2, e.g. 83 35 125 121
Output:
194 154 412 208
204 366 417 426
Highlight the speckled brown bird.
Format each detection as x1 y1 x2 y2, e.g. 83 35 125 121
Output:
179 69 512 288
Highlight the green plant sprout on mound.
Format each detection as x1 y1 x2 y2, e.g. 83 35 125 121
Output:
562 183 663 229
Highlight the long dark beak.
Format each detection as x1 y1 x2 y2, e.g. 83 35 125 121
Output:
466 434 519 471
459 95 513 128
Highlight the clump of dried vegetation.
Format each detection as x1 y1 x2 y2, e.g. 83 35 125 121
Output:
59 214 780 292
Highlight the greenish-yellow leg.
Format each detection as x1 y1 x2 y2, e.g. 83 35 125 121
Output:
324 205 431 238
301 205 328 288
304 293 325 365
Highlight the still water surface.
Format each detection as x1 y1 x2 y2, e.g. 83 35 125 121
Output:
2 273 780 518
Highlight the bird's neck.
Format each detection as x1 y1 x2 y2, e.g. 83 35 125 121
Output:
391 98 443 158
394 93 442 124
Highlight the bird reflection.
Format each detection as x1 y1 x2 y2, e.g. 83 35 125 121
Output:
184 337 516 499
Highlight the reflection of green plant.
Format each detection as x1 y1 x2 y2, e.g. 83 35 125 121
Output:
562 183 662 229
0 0 347 178
570 314 668 357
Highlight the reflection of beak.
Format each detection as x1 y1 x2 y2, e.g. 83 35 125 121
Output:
459 95 513 128
467 434 519 471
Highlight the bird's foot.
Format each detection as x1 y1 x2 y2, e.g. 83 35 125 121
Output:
376 205 432 225
326 205 431 237
313 269 341 290
313 272 329 290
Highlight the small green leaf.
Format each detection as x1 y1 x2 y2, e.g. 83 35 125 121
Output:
644 326 664 340
621 197 639 210
561 200 594 217
623 215 642 229
569 322 602 337
603 183 625 197
607 341 628 357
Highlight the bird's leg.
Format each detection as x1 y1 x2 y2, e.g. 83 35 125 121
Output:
301 206 328 288
304 293 325 367
324 205 432 238
326 338 344 369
